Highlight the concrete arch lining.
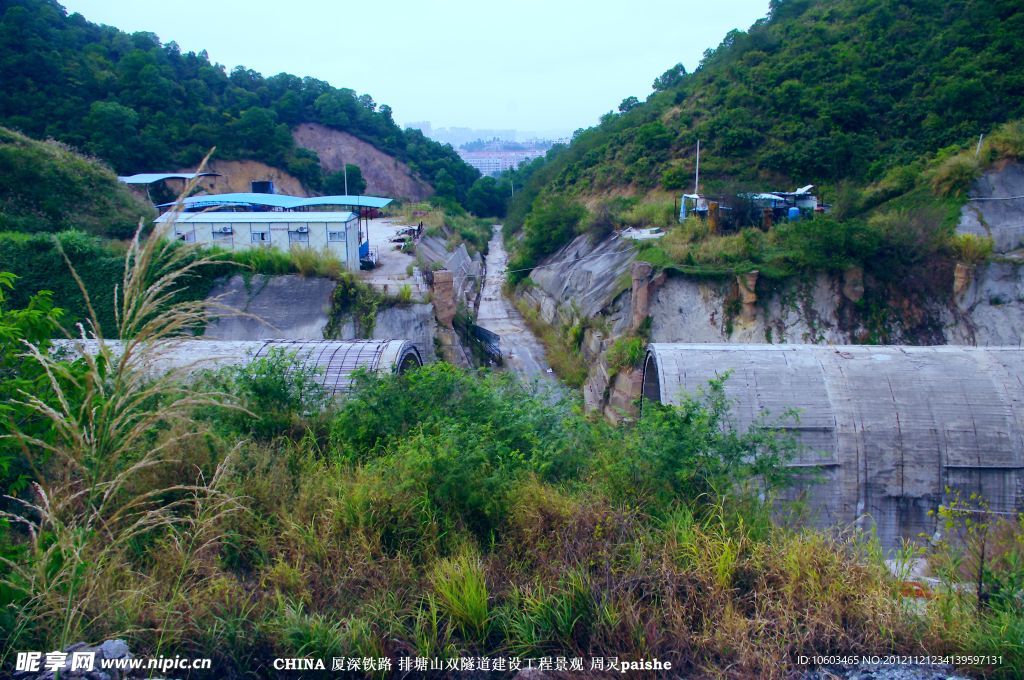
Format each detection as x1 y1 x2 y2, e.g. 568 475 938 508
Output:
642 343 1024 547
53 338 424 398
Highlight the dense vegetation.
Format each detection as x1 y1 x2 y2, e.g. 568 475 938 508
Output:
0 0 479 202
504 0 1024 271
0 127 153 238
0 241 1021 677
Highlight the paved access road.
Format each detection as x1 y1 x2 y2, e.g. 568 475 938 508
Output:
476 225 556 382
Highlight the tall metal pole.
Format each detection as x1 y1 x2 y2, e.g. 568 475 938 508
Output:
694 139 700 195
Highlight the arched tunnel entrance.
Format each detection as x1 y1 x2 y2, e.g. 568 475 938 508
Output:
640 343 1024 548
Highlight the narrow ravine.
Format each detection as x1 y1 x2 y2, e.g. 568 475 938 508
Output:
476 225 557 382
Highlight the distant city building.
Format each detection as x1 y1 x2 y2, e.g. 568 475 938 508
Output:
458 150 547 176
406 121 432 137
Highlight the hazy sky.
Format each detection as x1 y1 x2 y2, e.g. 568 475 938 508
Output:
59 0 770 137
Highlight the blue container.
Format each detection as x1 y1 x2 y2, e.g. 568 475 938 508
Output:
788 207 801 222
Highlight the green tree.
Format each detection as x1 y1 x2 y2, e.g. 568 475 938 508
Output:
84 101 140 170
323 163 366 195
466 176 507 217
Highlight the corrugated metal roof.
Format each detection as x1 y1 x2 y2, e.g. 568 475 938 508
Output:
155 211 357 224
118 172 220 184
167 193 303 208
297 195 393 209
52 339 423 396
157 194 393 210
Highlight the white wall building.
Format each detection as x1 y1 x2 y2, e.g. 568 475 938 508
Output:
156 211 361 272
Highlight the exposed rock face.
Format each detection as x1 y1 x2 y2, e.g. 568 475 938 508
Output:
953 262 976 299
957 160 1024 252
947 261 1024 345
649 273 855 345
184 159 310 196
293 123 433 200
515 162 1024 418
518 232 637 329
842 265 864 302
204 274 439 361
605 367 643 422
736 270 759 325
205 274 336 340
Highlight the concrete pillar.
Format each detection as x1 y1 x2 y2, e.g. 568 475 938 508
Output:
432 269 456 328
604 367 644 424
630 261 653 332
954 263 975 300
737 269 759 323
842 266 865 303
708 201 720 234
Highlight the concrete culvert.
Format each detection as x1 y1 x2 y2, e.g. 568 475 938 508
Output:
53 338 422 397
642 343 1024 548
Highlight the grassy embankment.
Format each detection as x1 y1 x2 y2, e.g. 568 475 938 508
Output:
0 228 1021 678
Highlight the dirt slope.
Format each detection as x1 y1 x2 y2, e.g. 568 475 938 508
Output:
293 123 433 201
178 159 311 197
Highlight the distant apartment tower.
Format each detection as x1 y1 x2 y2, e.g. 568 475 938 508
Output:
458 150 545 177
406 121 432 136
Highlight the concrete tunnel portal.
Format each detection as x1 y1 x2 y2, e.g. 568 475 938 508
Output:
642 343 1024 548
55 339 423 396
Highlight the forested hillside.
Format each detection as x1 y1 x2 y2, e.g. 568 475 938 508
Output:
505 0 1024 267
0 127 152 238
0 0 479 202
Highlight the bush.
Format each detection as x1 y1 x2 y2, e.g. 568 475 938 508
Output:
509 195 586 282
197 347 329 439
951 233 995 265
621 198 676 228
931 154 981 197
597 374 800 514
986 120 1024 162
605 336 645 374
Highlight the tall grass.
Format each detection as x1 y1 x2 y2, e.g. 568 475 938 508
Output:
0 170 241 655
430 551 490 642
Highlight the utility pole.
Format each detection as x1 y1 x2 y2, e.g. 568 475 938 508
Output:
694 139 701 195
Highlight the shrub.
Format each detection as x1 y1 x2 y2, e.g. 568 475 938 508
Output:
621 198 676 228
605 336 646 374
197 347 329 439
931 154 981 197
951 233 995 265
597 374 800 514
986 120 1024 162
